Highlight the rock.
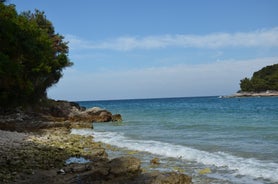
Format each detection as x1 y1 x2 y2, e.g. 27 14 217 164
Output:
150 157 160 165
91 161 110 177
86 107 112 122
72 161 110 182
0 127 192 184
1 99 122 132
87 107 103 113
62 163 92 173
69 107 114 123
40 100 85 118
86 148 108 159
98 111 113 122
171 166 185 173
149 172 192 184
112 114 122 122
198 168 211 175
111 171 192 184
57 169 65 175
70 122 93 129
109 156 141 177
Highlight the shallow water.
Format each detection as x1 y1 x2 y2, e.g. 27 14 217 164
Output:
74 96 278 184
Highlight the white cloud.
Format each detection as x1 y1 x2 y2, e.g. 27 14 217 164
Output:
48 57 278 101
66 27 278 51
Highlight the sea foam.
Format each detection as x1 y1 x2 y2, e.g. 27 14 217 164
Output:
71 129 278 183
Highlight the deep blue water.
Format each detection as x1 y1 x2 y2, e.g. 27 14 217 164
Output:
73 96 278 184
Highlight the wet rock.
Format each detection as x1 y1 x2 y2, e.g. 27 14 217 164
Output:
112 114 122 122
198 168 211 175
150 157 160 165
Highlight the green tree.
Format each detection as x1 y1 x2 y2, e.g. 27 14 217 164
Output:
0 2 72 108
240 78 252 92
239 64 278 92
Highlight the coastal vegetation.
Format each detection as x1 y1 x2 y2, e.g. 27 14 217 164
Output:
0 1 72 109
240 64 278 92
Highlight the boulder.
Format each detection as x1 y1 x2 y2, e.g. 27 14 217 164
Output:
69 107 113 123
112 114 122 122
146 172 192 184
109 156 141 177
75 156 142 183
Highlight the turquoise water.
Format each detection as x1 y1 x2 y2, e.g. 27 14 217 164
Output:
74 96 278 184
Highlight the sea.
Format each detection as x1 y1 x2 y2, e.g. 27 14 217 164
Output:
71 96 278 184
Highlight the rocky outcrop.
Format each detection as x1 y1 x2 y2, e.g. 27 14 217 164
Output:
44 101 123 125
38 100 121 123
0 100 122 131
69 107 113 122
0 100 192 184
0 111 71 132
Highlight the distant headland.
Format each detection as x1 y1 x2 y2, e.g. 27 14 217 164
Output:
223 90 278 98
224 63 278 98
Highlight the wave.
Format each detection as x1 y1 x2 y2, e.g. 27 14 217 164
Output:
71 129 278 183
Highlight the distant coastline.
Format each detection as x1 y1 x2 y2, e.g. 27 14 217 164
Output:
223 90 278 98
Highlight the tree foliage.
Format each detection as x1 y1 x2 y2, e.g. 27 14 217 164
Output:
240 64 278 92
0 2 72 108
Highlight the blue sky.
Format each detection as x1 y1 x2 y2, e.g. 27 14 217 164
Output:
11 0 278 101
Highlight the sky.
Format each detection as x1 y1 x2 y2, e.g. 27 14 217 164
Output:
10 0 278 101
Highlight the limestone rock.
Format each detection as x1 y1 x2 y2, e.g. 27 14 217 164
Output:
0 99 122 131
69 107 113 123
109 156 141 177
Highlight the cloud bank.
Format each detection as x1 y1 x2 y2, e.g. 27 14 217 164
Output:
48 57 278 101
67 27 278 51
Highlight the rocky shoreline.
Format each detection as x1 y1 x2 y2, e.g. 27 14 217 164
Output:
222 90 278 98
0 100 192 184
